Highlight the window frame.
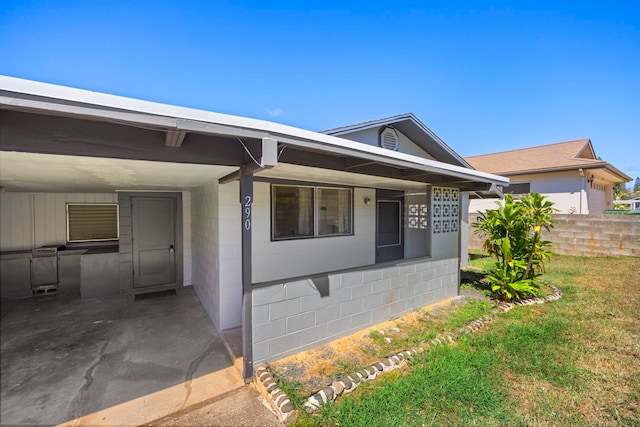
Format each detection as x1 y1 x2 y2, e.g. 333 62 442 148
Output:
271 184 354 241
505 182 531 196
316 186 353 237
66 203 120 243
271 184 316 240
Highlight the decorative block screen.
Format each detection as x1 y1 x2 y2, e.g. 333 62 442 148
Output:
432 187 459 234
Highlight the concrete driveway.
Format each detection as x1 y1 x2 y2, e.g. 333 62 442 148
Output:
1 286 245 426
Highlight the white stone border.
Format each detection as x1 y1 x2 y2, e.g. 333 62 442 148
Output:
254 281 562 423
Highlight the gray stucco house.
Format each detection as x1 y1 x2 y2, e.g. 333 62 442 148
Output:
0 76 507 380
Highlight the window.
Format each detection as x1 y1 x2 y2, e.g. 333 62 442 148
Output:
67 203 119 242
272 185 352 240
318 187 352 236
272 186 314 239
505 182 531 195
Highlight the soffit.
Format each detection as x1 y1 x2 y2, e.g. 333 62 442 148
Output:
255 163 428 191
0 151 235 192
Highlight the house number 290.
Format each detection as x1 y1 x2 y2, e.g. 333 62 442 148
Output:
244 195 252 230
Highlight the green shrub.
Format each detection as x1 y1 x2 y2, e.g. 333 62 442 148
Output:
473 192 556 301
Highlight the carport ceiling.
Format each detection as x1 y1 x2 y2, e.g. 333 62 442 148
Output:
1 150 494 194
0 151 236 192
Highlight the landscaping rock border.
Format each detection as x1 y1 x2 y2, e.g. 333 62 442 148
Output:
254 281 562 423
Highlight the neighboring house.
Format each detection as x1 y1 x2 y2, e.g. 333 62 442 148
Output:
465 139 632 214
615 197 640 211
0 76 507 380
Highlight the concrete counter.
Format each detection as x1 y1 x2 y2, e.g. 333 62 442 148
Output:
1 245 120 300
0 250 32 260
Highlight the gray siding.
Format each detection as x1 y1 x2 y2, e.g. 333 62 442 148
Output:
333 127 437 159
0 192 117 251
251 183 376 283
118 194 133 291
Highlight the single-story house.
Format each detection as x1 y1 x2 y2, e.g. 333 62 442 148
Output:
0 76 507 381
465 139 632 214
615 197 640 211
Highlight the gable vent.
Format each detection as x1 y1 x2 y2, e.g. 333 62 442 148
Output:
380 126 399 151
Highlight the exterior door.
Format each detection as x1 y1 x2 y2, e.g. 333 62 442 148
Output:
376 189 404 263
132 197 176 288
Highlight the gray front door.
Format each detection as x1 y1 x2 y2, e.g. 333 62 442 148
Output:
132 197 176 288
376 189 404 263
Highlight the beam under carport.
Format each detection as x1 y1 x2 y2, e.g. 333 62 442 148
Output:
165 130 187 147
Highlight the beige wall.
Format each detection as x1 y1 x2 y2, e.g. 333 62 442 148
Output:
471 171 588 214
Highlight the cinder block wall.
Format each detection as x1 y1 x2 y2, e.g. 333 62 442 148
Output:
251 257 459 363
468 214 640 257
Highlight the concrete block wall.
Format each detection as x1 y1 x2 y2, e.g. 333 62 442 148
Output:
218 181 242 330
251 257 459 363
468 213 640 257
546 214 640 257
191 182 223 331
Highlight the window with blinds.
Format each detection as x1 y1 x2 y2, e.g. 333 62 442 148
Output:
66 203 119 242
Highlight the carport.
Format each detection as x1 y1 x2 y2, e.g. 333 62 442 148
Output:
0 148 247 425
0 286 244 426
1 77 281 385
0 77 268 424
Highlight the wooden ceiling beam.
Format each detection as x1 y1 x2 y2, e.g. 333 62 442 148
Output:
165 130 187 147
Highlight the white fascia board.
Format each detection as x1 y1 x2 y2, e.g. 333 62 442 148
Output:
406 114 472 168
323 112 472 169
0 75 508 185
1 91 271 139
321 113 415 134
274 134 508 185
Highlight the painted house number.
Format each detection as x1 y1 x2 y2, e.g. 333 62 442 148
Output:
244 195 252 230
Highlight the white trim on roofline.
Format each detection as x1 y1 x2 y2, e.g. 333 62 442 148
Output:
322 112 472 168
0 75 508 186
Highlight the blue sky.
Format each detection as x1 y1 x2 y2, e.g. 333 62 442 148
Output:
1 1 639 185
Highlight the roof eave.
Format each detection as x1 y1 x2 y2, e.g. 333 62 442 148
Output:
487 163 631 183
0 76 508 187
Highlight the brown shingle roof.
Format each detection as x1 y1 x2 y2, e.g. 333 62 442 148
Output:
464 139 607 175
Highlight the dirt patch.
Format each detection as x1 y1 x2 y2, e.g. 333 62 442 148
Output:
270 289 492 395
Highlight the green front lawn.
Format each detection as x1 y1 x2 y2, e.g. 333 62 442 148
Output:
295 254 640 426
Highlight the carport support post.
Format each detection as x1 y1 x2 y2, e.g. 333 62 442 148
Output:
240 167 254 382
